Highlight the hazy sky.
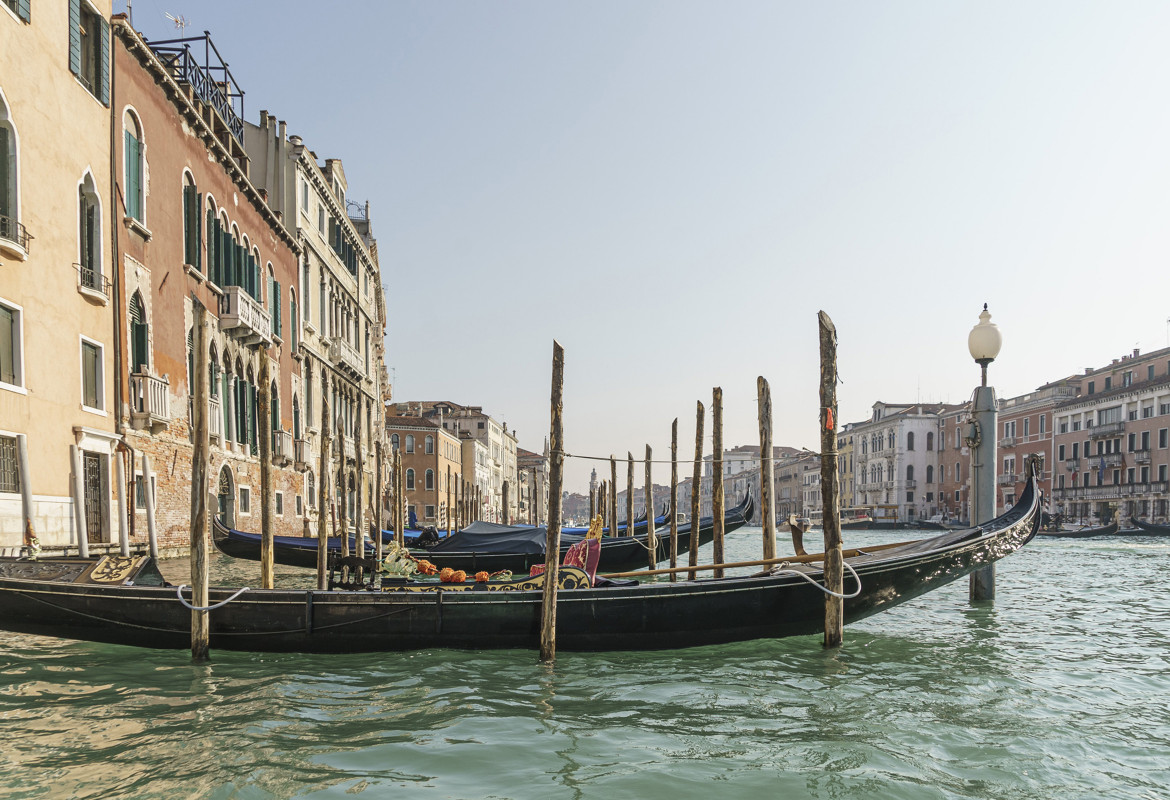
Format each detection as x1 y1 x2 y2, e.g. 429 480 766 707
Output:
132 1 1170 492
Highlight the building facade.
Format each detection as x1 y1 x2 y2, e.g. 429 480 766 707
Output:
245 112 387 536
112 22 304 547
386 415 460 528
1 0 119 550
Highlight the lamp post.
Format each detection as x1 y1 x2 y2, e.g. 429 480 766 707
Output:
967 304 1002 602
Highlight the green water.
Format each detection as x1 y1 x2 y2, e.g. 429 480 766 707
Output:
2 530 1168 799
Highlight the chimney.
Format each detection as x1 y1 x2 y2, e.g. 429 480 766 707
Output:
1134 348 1141 358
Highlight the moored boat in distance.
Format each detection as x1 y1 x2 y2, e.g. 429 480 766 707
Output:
1128 518 1170 536
1036 520 1120 539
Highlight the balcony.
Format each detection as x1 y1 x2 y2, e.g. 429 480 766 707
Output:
1103 453 1123 468
76 263 110 303
1089 422 1125 439
999 436 1017 448
904 479 917 490
272 428 293 466
1064 458 1080 471
1135 450 1151 465
294 437 310 471
209 396 223 442
130 373 170 432
0 214 31 260
997 473 1020 486
328 338 365 379
219 286 272 346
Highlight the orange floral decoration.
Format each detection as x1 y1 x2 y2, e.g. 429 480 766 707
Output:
451 570 467 583
474 571 490 583
416 560 438 576
439 567 455 583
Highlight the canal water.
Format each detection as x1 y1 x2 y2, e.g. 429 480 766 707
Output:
1 528 1168 799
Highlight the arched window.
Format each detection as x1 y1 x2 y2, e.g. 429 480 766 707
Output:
406 468 415 490
390 433 399 451
425 469 434 490
405 434 415 454
887 432 894 449
926 432 934 451
907 432 915 451
0 89 22 252
270 380 280 448
129 291 148 373
425 435 434 455
217 465 234 525
289 288 298 349
123 110 145 221
208 344 219 399
77 172 102 290
186 328 194 396
293 395 301 439
205 198 220 285
861 439 867 455
926 465 934 484
907 465 914 481
307 471 316 508
183 172 201 270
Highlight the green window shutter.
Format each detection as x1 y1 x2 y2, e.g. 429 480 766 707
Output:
290 300 297 348
249 384 258 455
0 128 9 219
133 322 149 373
16 0 29 22
195 194 203 270
0 305 15 384
183 185 195 265
125 132 140 220
275 280 282 338
68 0 81 76
206 212 217 283
99 17 110 106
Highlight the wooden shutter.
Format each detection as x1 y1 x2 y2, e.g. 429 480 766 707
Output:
0 128 8 219
68 0 81 76
99 17 110 106
183 185 197 265
206 212 217 283
275 280 282 338
0 305 14 385
125 132 140 220
195 194 203 271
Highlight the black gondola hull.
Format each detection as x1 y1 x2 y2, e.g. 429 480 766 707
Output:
0 482 1038 653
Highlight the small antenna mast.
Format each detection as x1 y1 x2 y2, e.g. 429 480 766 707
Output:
165 12 190 35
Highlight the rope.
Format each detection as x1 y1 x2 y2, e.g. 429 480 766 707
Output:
554 450 819 466
175 585 250 611
770 559 862 599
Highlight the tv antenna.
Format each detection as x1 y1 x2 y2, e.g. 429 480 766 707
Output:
165 12 190 35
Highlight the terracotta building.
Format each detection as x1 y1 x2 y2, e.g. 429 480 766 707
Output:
111 20 304 548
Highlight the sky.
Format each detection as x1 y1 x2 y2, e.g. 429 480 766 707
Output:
131 1 1170 493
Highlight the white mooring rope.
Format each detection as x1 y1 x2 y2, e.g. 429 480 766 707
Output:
772 559 862 599
175 585 251 611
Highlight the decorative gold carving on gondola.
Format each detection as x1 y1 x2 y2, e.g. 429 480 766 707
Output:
0 562 89 583
85 556 146 584
380 566 591 593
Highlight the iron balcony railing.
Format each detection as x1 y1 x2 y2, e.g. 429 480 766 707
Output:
1089 421 1125 438
75 263 110 298
146 33 245 145
0 214 31 253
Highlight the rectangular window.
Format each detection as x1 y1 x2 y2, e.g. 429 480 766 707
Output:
1112 469 1120 485
1058 474 1065 489
1072 420 1081 432
425 504 435 519
1162 403 1170 416
80 338 103 411
926 492 934 503
301 179 309 212
1128 433 1136 452
1072 443 1079 459
239 486 251 514
1160 465 1168 483
1141 431 1150 450
1128 468 1135 484
4 0 31 23
1160 429 1168 448
0 434 19 493
296 494 303 516
1104 377 1112 390
1023 418 1030 437
70 1 110 105
1123 371 1133 387
275 491 284 515
1058 444 1066 460
135 474 155 509
1099 406 1123 425
0 301 22 388
1149 365 1156 381
1088 381 1095 394
1039 415 1046 434
906 491 913 502
1143 405 1154 419
317 205 325 235
1141 466 1150 484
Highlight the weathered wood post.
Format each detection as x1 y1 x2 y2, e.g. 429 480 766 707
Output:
669 418 679 581
337 421 349 559
189 302 211 661
115 449 130 556
317 376 331 591
645 444 656 569
688 401 704 579
609 457 617 536
626 452 634 537
375 439 384 565
503 480 510 526
818 310 844 647
447 465 453 535
712 387 725 578
16 434 37 554
354 401 365 559
757 376 776 561
396 450 405 547
539 341 565 662
258 353 274 589
142 453 159 559
589 486 596 521
69 443 89 557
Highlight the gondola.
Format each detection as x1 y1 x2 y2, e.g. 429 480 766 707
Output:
1128 518 1170 536
0 475 1040 653
214 495 753 574
1035 520 1120 539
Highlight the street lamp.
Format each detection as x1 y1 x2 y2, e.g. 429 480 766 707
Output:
967 303 1001 602
967 303 1003 388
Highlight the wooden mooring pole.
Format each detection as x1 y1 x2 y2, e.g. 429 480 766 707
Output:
539 341 565 663
258 353 274 589
609 456 617 536
645 444 656 570
818 310 844 648
626 453 634 537
317 376 331 591
447 465 453 536
189 302 210 661
688 401 704 579
757 377 776 561
712 387 725 578
669 418 679 581
142 453 159 559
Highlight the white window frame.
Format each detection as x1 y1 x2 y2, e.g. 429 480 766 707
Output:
121 106 149 231
239 485 252 515
79 334 106 415
0 295 25 394
275 490 284 516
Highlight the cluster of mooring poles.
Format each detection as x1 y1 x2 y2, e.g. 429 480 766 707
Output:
181 307 1002 662
537 311 847 661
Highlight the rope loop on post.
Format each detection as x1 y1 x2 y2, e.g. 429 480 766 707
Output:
175 585 251 611
771 560 862 599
